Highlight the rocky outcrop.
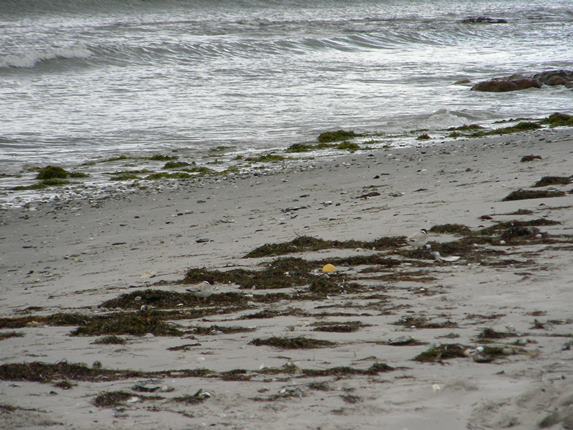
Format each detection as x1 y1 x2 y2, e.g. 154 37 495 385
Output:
534 70 573 87
472 77 540 92
462 16 508 24
471 70 573 92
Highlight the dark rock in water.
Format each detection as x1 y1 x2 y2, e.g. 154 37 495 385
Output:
473 69 573 92
534 70 573 87
462 16 508 24
472 78 540 92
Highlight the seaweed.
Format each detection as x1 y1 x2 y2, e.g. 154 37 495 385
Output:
36 166 69 180
0 362 140 383
335 142 360 152
249 336 336 349
109 172 141 181
245 235 406 258
13 178 71 190
476 328 517 341
145 172 193 180
312 321 368 333
533 176 571 187
502 189 566 201
395 316 458 329
416 133 431 140
93 391 132 408
285 143 315 153
429 224 472 236
246 154 287 163
92 335 126 345
447 124 484 132
541 112 573 128
163 161 191 169
414 344 468 362
148 154 177 161
71 313 183 337
317 130 359 143
520 155 542 162
471 121 542 137
301 362 394 377
100 289 248 309
188 325 255 335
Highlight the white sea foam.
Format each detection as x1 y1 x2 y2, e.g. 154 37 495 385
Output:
0 46 92 69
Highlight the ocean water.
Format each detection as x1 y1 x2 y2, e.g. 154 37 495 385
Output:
0 0 572 170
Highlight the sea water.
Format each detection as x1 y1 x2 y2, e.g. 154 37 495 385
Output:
0 0 572 172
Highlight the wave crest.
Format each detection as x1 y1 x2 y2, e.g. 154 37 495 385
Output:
0 46 92 69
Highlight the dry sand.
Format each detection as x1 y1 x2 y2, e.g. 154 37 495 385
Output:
1 128 573 430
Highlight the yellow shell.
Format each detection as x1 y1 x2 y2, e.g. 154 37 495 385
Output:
322 263 337 274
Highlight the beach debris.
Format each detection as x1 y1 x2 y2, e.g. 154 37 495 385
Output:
322 263 337 274
132 381 174 393
431 251 461 262
387 335 419 346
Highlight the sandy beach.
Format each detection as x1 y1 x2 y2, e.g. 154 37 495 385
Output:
1 127 573 430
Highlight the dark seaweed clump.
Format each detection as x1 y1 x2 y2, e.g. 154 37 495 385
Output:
541 112 573 128
533 176 571 187
92 335 126 345
0 362 138 383
414 344 468 362
72 313 182 337
395 316 458 329
502 189 566 201
430 224 472 235
245 236 406 258
250 336 336 349
312 321 368 333
521 155 542 162
93 391 133 408
476 328 517 341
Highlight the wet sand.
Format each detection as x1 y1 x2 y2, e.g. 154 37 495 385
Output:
1 128 573 430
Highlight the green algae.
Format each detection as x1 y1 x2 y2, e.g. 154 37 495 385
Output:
317 130 359 143
148 154 178 161
145 172 193 180
13 178 71 191
163 161 191 169
471 121 542 137
541 112 573 128
246 154 287 163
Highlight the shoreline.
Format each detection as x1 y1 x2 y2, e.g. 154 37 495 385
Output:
1 127 573 429
1 112 572 210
